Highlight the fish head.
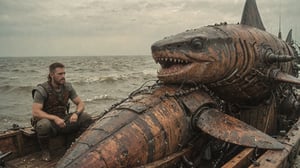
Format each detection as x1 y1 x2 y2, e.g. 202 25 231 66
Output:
151 26 233 84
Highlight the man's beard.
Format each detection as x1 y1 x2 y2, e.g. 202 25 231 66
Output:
54 78 65 85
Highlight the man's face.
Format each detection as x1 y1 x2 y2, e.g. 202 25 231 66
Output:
51 67 66 85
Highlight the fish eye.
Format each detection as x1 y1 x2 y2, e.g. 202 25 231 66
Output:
191 38 204 49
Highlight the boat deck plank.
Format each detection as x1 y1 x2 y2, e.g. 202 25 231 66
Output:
5 149 65 168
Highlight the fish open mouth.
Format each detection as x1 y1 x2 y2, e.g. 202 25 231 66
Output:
152 49 215 82
153 55 193 76
155 57 190 69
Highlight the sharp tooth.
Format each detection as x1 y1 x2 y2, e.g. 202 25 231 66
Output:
174 59 177 63
170 58 173 62
165 58 168 61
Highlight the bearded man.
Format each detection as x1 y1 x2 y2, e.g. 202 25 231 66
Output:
32 62 92 161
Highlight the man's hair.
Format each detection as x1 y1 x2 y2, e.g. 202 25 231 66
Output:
49 62 65 73
48 62 65 81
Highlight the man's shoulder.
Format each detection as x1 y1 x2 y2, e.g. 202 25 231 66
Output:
32 82 49 98
36 82 50 90
37 82 51 92
64 82 74 91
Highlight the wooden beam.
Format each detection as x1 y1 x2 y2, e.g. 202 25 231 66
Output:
136 148 191 168
249 118 300 168
16 132 24 156
221 148 254 168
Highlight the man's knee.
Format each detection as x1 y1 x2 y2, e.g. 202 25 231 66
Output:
79 112 91 121
35 119 53 136
78 112 93 127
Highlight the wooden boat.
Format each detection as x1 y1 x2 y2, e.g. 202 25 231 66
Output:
0 115 101 168
1 114 300 168
0 126 64 168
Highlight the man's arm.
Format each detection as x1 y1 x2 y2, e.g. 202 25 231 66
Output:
67 83 85 122
71 96 85 114
69 96 85 123
32 103 66 128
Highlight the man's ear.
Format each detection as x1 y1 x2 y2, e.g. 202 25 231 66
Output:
49 72 54 78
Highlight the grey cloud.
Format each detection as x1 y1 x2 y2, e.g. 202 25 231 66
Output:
0 0 299 57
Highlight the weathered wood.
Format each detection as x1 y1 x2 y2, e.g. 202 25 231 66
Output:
0 130 20 160
21 127 36 137
0 130 21 139
136 148 191 168
16 132 24 156
5 149 65 168
221 148 255 168
249 118 300 168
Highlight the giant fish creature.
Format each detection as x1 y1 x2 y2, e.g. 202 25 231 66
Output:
56 0 300 167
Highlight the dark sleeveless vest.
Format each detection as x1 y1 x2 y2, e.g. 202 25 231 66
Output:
32 81 70 119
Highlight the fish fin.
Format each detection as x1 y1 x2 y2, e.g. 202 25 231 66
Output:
241 0 266 31
286 29 293 45
270 70 300 85
194 108 284 149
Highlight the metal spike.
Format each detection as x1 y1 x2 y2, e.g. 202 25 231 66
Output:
264 53 294 63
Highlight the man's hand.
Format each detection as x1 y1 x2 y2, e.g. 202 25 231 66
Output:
69 113 78 123
53 117 66 128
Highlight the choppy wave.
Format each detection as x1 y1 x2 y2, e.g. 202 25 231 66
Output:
0 84 33 94
72 72 156 85
85 94 119 103
0 113 31 131
72 75 125 85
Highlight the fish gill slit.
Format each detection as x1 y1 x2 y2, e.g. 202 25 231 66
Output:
234 38 249 82
240 40 255 89
211 42 239 86
233 39 253 97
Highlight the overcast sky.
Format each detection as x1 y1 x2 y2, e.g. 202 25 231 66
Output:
0 0 299 57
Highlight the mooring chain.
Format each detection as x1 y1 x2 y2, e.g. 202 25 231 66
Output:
104 80 160 114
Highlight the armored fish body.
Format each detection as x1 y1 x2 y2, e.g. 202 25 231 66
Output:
151 24 295 105
56 84 282 168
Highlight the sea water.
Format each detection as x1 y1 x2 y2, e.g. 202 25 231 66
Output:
0 55 158 131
